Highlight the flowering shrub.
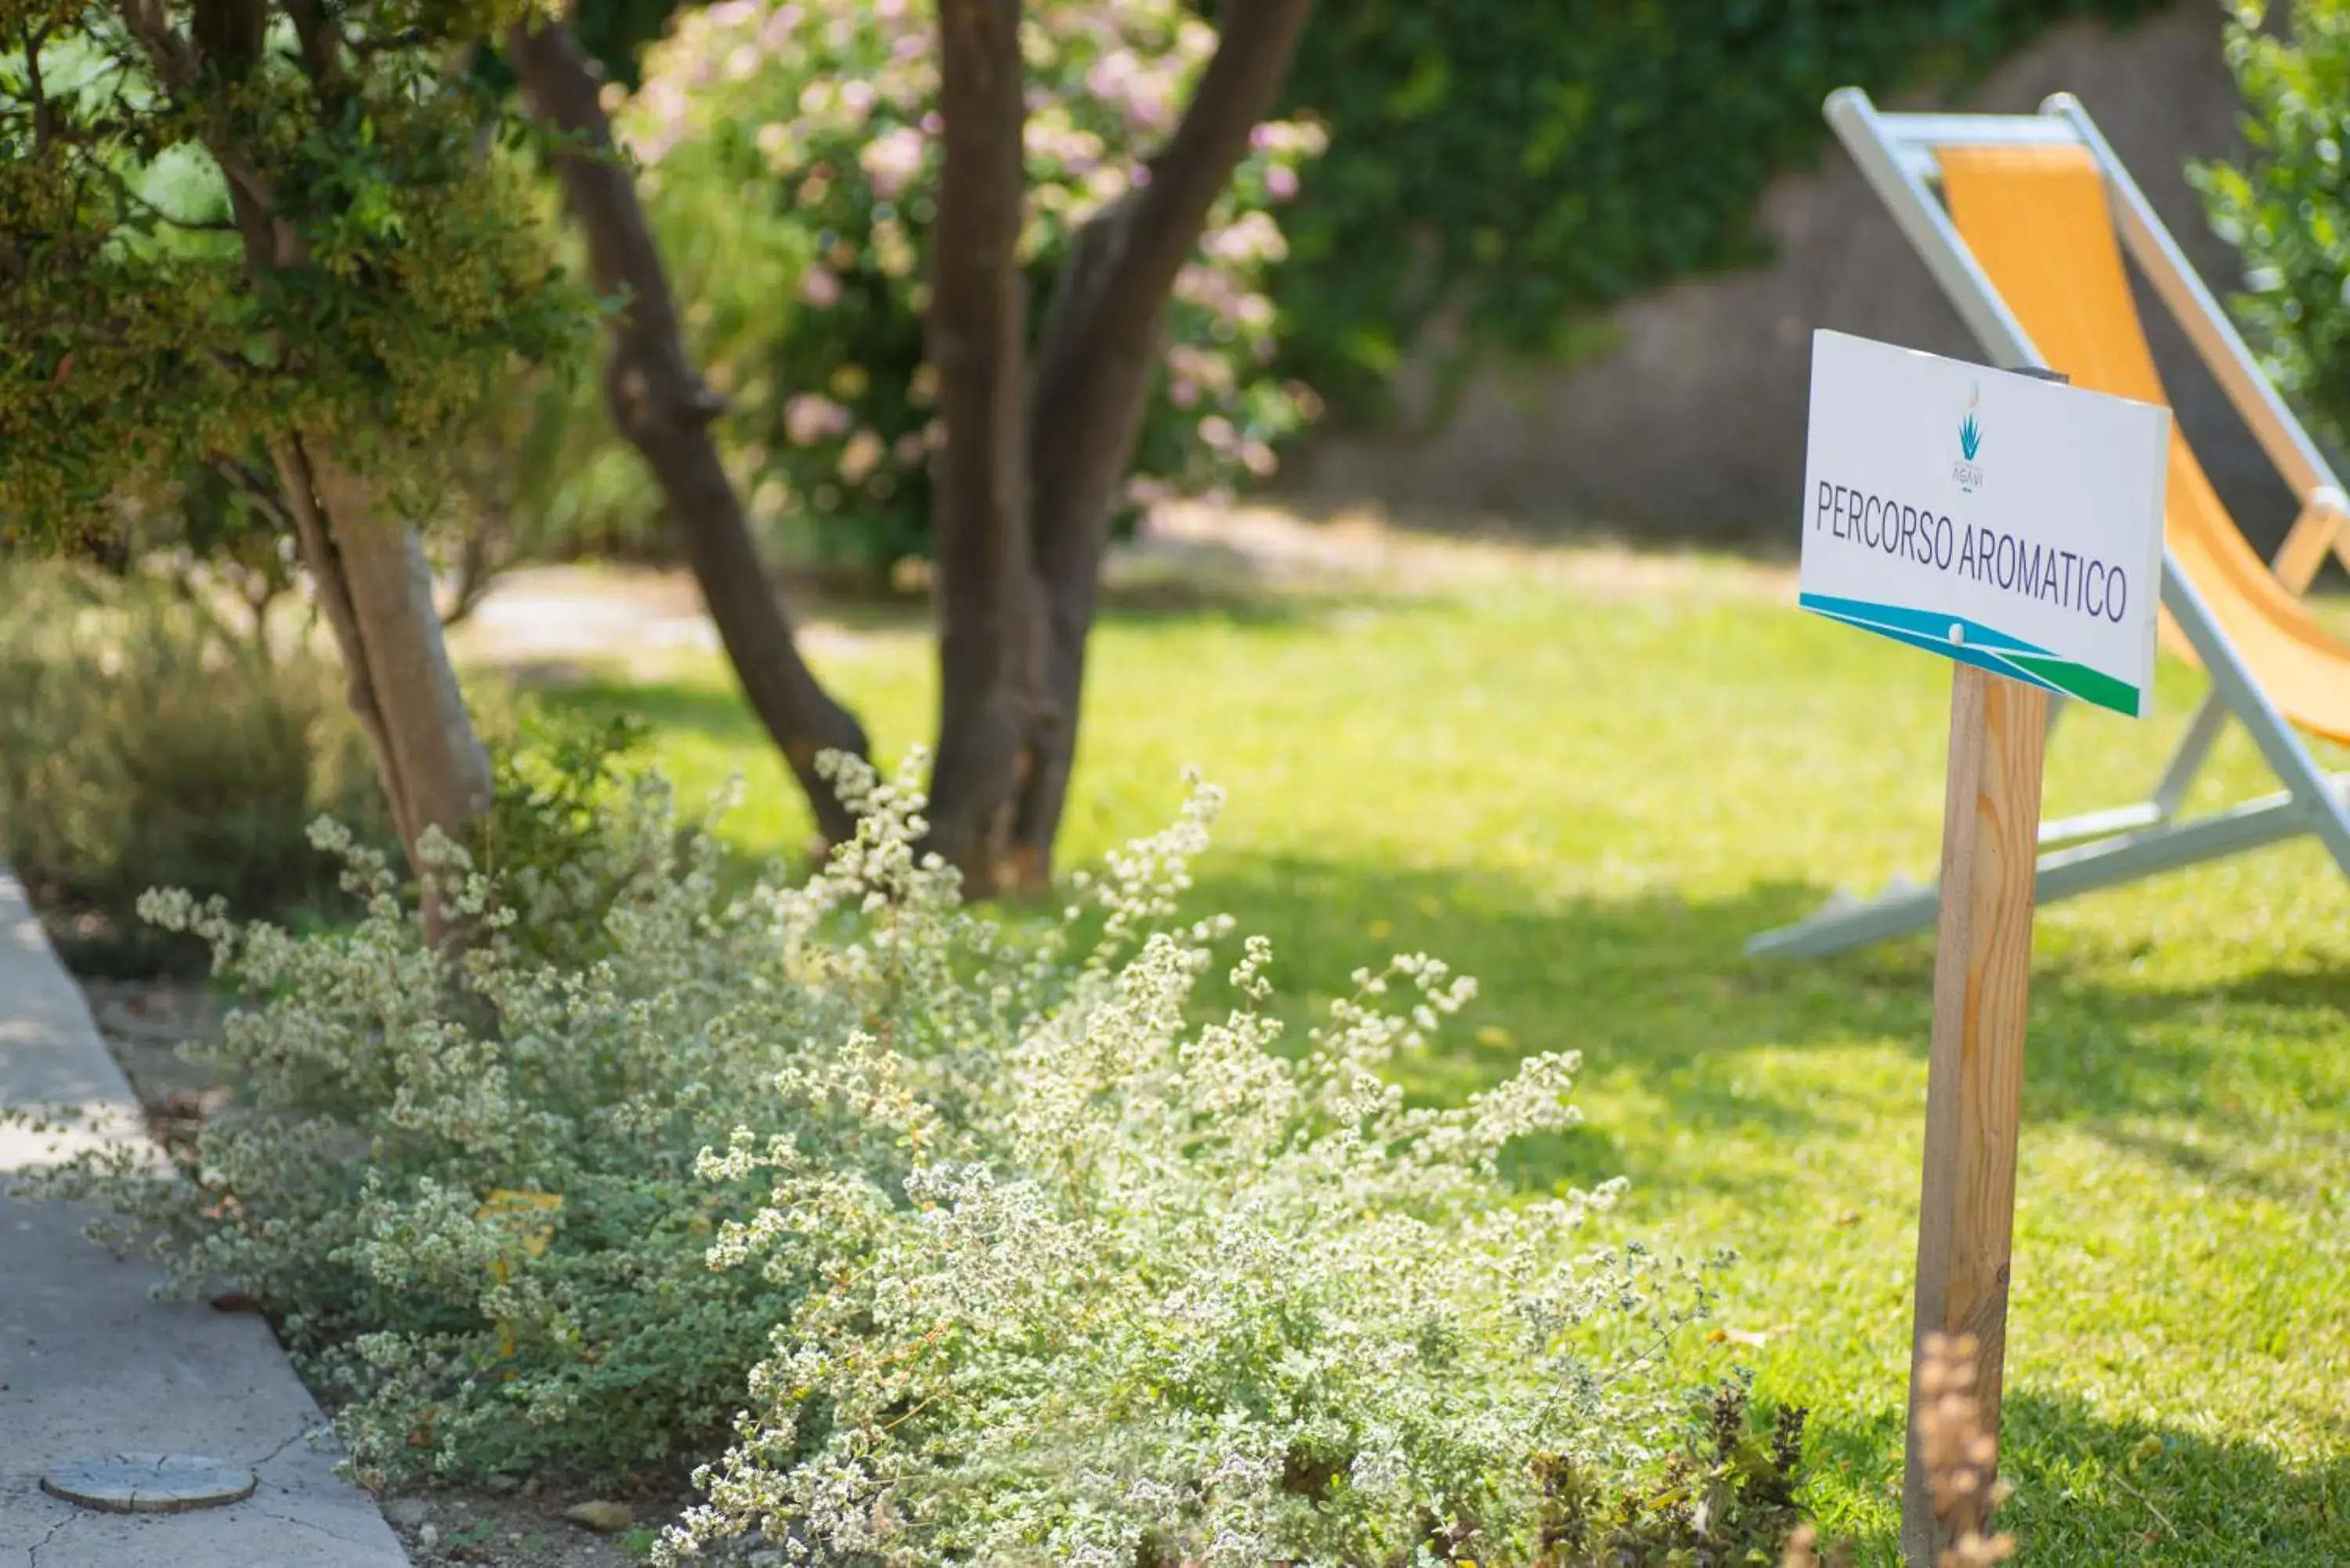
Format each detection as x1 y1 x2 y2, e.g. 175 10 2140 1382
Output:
23 753 1749 1546
619 0 1326 574
33 772 824 1485
665 894 1730 1568
651 779 1734 1563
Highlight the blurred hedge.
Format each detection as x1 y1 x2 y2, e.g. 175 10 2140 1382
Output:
0 564 390 974
1272 0 2171 427
2196 1 2350 461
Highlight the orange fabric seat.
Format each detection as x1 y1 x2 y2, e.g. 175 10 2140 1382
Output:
1939 146 2350 746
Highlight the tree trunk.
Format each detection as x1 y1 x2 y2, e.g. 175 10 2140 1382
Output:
1010 213 1166 865
924 0 1054 895
507 15 872 850
929 0 1318 887
135 0 497 941
269 434 494 942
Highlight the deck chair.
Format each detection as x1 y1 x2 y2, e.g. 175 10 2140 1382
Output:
1749 89 2350 959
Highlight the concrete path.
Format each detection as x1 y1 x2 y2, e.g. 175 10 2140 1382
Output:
0 870 407 1567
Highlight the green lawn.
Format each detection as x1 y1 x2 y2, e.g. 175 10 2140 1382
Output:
530 555 2350 1564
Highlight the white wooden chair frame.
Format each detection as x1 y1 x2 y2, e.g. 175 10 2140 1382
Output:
1748 89 2350 960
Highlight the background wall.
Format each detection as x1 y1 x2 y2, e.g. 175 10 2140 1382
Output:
1285 4 2304 555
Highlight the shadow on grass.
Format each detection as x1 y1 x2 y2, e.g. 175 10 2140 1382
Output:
1805 1388 2349 1566
462 668 2350 1209
541 673 782 748
443 669 2350 1210
1097 566 1386 626
1174 853 2350 1202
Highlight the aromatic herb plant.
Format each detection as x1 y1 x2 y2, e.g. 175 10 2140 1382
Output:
24 753 1750 1560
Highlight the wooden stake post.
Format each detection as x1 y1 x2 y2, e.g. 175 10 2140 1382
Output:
1900 664 2044 1563
1899 362 2066 1566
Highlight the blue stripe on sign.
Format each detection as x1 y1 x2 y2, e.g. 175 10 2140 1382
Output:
1797 592 2052 658
1802 605 2068 698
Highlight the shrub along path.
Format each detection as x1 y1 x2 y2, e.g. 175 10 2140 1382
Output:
509 511 2350 1565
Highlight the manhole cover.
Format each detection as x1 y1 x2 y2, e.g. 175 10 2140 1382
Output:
40 1454 258 1514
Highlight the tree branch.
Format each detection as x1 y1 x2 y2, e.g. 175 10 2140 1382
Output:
188 0 267 83
116 0 284 263
1050 0 1317 349
282 0 346 81
504 12 872 848
1008 0 1316 868
214 455 295 531
1027 0 1318 573
23 15 56 154
116 0 197 90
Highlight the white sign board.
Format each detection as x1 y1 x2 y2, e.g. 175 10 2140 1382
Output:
1800 329 2170 718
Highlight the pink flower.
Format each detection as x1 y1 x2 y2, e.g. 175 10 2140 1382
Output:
1086 51 1135 100
785 393 851 446
757 6 797 51
840 429 884 483
1084 165 1130 207
1165 342 1234 396
801 266 842 309
1125 80 1173 132
1265 164 1298 201
1174 262 1234 312
861 125 927 201
1204 212 1285 266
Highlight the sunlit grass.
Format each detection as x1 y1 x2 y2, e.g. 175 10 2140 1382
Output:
527 560 2350 1564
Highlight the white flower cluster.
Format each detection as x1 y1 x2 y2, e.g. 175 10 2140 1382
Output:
38 755 1036 1484
659 772 1728 1566
28 752 1729 1543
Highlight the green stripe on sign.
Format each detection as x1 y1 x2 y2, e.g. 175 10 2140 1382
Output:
2003 652 2138 716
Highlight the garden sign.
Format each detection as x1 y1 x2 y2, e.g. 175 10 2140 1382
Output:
1798 329 2169 1559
